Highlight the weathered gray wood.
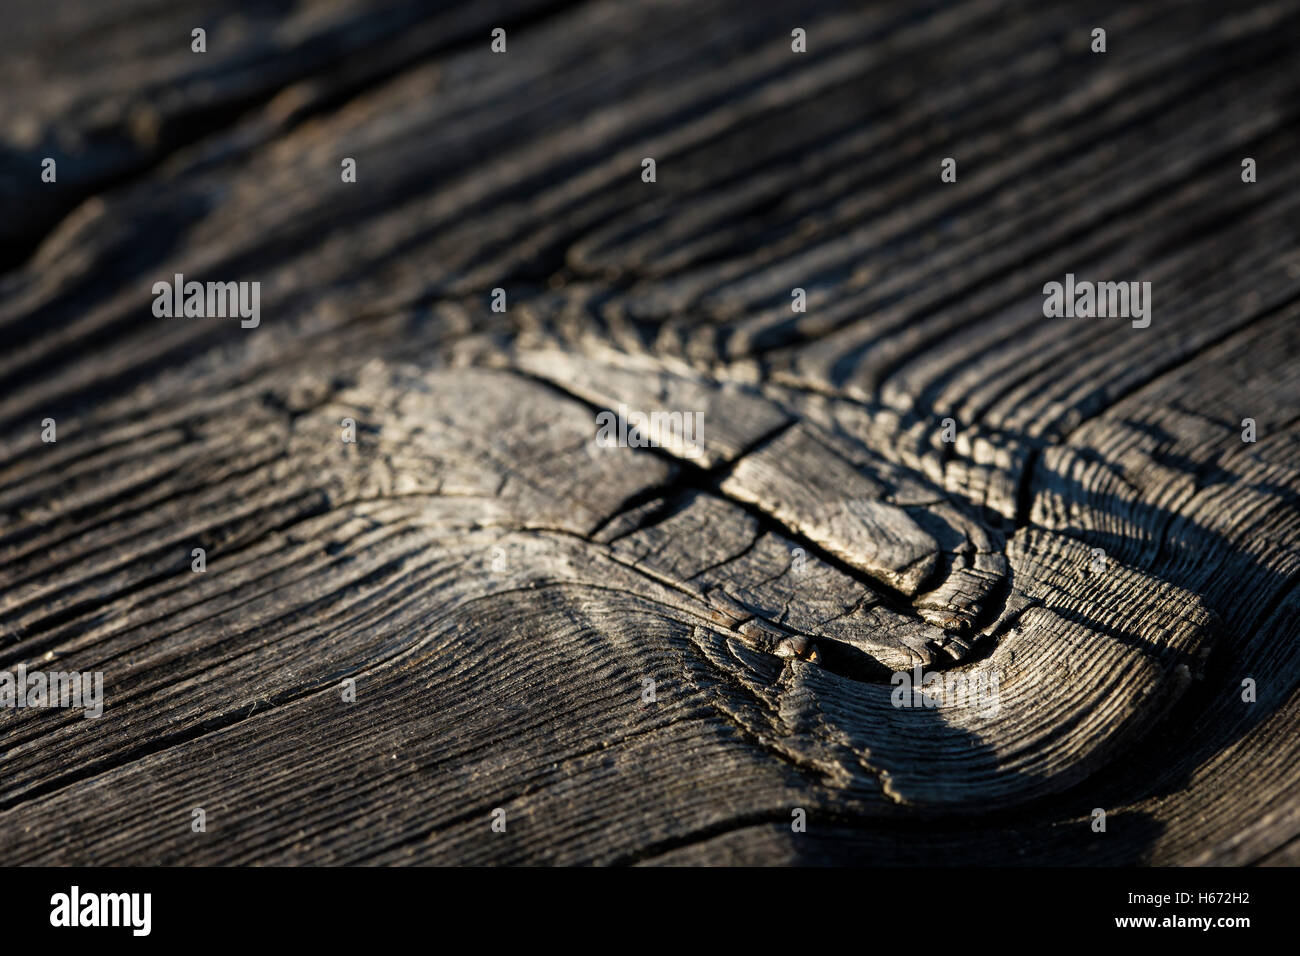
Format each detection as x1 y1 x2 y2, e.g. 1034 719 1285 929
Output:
2 0 1299 865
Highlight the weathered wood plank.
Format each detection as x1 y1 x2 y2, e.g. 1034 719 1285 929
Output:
2 0 1299 865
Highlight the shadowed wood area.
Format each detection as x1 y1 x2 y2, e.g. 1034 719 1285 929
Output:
1 0 1299 865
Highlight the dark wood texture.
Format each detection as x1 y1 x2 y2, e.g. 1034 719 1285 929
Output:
2 0 1299 865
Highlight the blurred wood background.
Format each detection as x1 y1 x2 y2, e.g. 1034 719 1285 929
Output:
2 0 1299 865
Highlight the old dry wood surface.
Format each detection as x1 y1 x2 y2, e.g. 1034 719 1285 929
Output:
1 0 1299 866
